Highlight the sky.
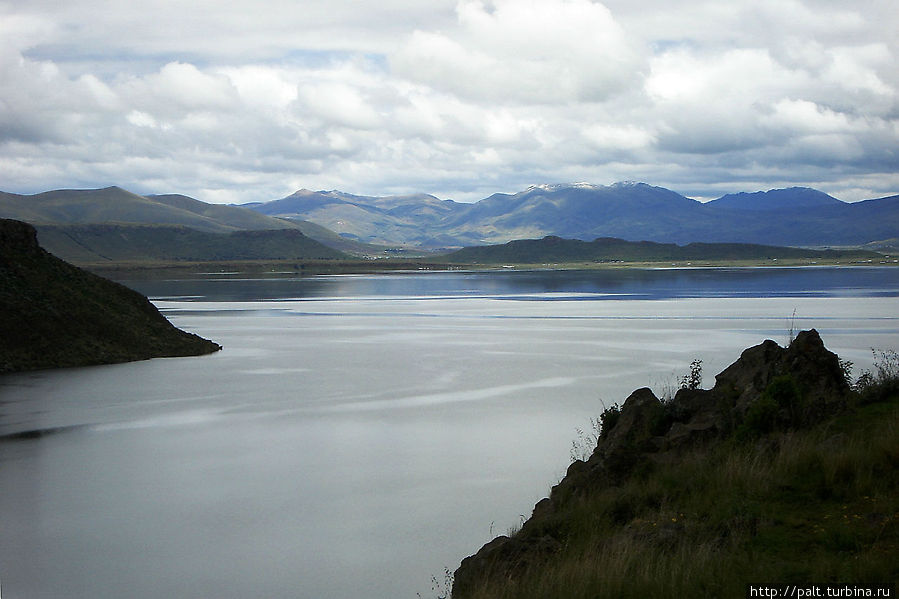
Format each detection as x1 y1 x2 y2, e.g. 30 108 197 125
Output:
1 0 897 204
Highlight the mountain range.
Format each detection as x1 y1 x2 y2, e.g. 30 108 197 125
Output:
243 182 899 249
1 183 897 264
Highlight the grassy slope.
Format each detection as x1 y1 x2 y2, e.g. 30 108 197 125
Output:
459 388 899 598
34 223 349 263
148 193 309 231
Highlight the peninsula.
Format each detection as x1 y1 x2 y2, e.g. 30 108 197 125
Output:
0 218 220 373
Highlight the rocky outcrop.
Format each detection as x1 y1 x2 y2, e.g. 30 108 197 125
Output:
0 219 220 373
452 330 850 597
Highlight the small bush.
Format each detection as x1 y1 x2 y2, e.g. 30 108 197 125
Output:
764 375 803 426
735 375 803 440
854 348 899 403
873 348 899 380
599 404 621 440
738 395 779 439
679 359 703 391
839 358 854 386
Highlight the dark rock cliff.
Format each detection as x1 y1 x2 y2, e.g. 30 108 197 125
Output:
0 219 220 373
452 330 850 596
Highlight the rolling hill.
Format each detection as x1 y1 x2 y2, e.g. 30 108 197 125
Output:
33 224 348 263
0 186 301 233
0 187 351 263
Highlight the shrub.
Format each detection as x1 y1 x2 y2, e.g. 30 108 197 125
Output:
679 359 703 391
764 375 803 426
736 375 802 440
855 348 899 403
739 394 779 439
839 358 854 386
599 404 621 439
572 401 622 462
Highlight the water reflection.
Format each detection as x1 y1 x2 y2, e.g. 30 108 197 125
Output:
118 267 899 302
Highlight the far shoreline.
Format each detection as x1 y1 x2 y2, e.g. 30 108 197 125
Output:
80 257 899 280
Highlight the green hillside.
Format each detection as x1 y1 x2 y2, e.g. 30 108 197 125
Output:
34 223 349 263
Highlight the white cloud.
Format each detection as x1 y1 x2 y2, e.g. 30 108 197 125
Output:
0 0 897 203
646 47 806 104
297 82 382 130
823 44 893 98
765 99 854 135
122 62 240 115
392 0 643 104
582 124 654 151
217 66 299 110
126 110 158 129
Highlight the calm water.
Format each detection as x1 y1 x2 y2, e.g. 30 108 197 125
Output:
2 267 899 598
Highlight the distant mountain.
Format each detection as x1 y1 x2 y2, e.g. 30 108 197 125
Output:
242 183 711 247
0 219 220 373
707 187 844 211
247 189 466 247
5 183 898 254
442 235 882 264
246 183 899 249
440 182 709 243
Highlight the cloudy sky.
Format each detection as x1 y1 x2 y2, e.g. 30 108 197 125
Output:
1 0 897 204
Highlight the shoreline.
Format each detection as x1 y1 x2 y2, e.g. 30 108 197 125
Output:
79 257 899 279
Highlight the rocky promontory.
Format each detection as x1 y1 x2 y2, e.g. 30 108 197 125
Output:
453 330 898 597
0 219 220 373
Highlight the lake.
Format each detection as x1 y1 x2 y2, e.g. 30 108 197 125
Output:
2 267 899 598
